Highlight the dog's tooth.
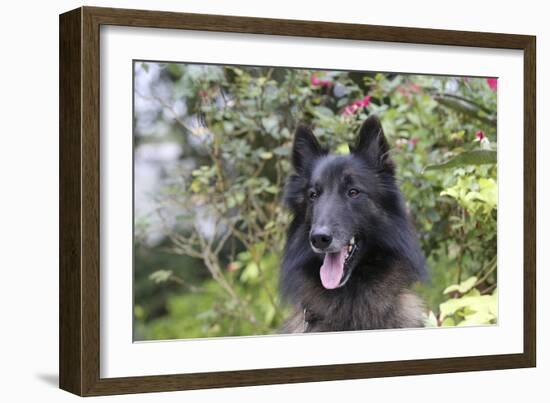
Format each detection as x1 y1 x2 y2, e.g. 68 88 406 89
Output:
348 245 352 253
350 237 355 245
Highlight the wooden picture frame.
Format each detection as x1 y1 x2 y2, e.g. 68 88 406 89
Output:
59 6 536 396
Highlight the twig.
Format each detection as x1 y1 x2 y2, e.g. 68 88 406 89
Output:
135 89 196 134
474 257 497 288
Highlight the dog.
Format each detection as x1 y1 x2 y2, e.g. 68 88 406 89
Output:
280 115 427 333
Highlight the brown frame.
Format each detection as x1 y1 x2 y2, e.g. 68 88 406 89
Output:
59 6 536 396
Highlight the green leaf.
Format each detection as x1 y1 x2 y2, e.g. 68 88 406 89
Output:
229 67 243 76
313 106 334 117
250 242 266 261
424 311 438 327
443 276 478 295
265 185 279 194
439 298 467 318
489 289 498 316
149 270 173 284
240 262 260 283
264 304 276 325
441 317 455 327
335 143 350 155
261 116 279 133
425 150 497 171
434 94 496 125
457 310 495 326
273 145 290 156
190 180 201 193
439 291 498 325
477 178 498 208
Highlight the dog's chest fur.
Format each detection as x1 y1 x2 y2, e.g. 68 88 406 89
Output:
281 261 425 333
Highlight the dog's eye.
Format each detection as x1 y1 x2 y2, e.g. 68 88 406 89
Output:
347 188 360 198
309 190 319 200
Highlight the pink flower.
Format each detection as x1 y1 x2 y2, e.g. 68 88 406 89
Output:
198 90 208 98
227 262 240 272
358 95 372 107
311 74 333 87
395 138 408 148
342 95 371 116
409 83 422 93
343 104 359 116
475 130 486 141
397 83 422 99
397 87 407 95
409 137 419 147
486 78 498 91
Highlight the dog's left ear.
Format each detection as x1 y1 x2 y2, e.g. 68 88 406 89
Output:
352 115 394 174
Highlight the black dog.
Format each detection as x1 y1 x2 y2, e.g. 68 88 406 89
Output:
281 115 427 333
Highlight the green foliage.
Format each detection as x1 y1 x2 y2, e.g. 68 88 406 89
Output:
433 276 498 327
145 250 283 339
133 63 498 339
425 150 496 171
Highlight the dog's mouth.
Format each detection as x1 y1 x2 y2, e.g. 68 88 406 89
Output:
319 237 358 289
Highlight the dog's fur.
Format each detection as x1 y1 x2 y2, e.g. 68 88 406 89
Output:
280 115 427 333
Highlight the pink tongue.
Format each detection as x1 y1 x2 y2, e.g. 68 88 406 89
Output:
319 247 347 289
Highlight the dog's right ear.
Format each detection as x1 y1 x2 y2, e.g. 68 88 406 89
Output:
292 125 323 174
352 115 395 174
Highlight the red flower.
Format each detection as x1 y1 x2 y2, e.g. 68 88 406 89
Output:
486 78 498 91
198 90 208 98
475 130 486 141
342 95 371 116
311 74 333 87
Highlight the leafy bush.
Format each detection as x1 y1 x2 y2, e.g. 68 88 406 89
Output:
133 62 498 339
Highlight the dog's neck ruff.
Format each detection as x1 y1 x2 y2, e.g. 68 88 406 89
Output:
302 306 323 331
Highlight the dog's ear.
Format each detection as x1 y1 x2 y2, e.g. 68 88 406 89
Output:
352 115 394 174
292 125 323 174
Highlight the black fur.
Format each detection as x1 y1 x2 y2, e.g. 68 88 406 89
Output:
280 115 427 332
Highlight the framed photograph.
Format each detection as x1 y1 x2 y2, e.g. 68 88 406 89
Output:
59 6 536 396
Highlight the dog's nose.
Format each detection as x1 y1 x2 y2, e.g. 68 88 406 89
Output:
310 232 333 250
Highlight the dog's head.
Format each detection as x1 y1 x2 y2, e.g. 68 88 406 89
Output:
285 115 422 289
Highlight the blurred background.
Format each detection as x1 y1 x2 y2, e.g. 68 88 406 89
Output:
133 61 498 341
